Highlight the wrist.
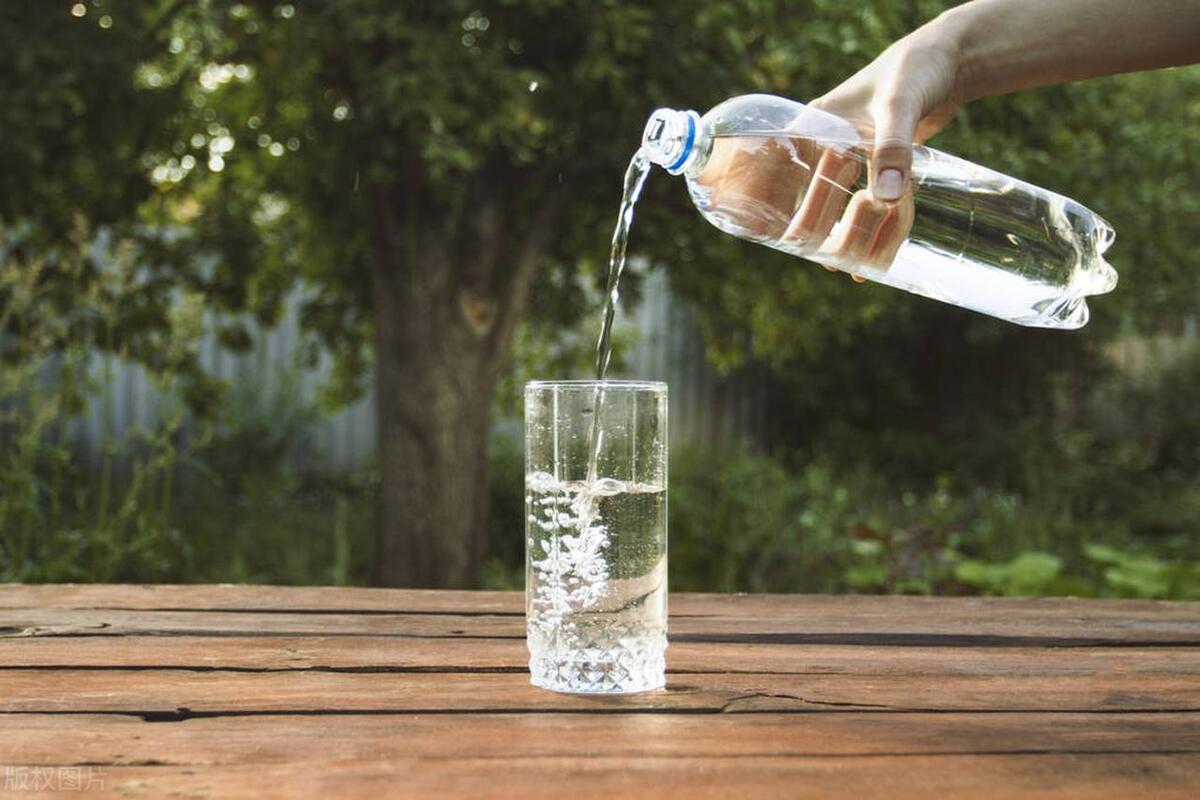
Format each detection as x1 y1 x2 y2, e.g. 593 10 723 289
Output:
925 3 980 103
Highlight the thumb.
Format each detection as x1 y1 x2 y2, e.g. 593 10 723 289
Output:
869 97 919 202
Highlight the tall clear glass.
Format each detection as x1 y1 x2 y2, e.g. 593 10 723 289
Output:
524 380 668 694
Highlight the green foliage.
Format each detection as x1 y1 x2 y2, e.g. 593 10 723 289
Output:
668 447 864 592
9 1 1068 405
99 0 851 402
0 218 375 584
0 223 202 582
174 463 378 586
0 354 379 586
169 366 379 585
955 552 1063 597
3 2 1199 594
664 442 1199 599
1084 544 1200 600
644 338 1200 599
482 427 525 589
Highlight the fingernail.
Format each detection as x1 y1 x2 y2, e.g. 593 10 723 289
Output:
875 169 903 201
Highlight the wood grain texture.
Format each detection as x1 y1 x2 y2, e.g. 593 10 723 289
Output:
0 584 1196 798
5 712 1199 764
12 755 1200 800
4 603 1198 645
2 583 1197 625
0 668 1196 713
0 583 522 613
4 634 1199 675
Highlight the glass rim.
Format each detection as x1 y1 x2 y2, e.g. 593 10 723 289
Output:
525 379 667 392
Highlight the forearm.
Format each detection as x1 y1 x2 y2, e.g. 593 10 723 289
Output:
933 0 1200 101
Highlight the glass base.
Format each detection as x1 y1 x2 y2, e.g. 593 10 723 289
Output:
529 631 666 694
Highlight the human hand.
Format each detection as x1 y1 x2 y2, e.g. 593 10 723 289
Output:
693 19 966 278
695 134 859 249
696 132 913 280
810 20 967 203
790 21 964 279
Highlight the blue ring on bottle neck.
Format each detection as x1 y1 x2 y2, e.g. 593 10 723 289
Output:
666 114 696 173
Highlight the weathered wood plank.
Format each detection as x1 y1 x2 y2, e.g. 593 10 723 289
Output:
0 608 524 639
1 634 1198 678
0 669 1196 713
14 754 1199 799
0 584 520 614
2 585 1197 631
2 585 1190 623
3 605 1198 646
3 586 1197 797
3 712 1198 765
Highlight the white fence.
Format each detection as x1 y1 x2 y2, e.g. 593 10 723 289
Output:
71 270 768 471
73 296 377 473
624 270 771 450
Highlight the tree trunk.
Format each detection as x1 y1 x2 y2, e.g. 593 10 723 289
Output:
370 176 558 588
374 321 495 587
371 218 489 587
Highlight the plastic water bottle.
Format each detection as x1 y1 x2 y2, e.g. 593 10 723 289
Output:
641 94 1117 329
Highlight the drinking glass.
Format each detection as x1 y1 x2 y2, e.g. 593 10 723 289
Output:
524 380 668 693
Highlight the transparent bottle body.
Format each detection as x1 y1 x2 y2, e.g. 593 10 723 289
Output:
681 95 1117 328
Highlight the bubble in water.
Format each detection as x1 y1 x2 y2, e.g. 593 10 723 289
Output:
525 469 667 693
526 471 558 492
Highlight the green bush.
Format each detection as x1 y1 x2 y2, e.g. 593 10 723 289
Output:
668 447 866 593
6 222 1196 596
666 428 1199 598
481 426 525 589
170 367 379 586
1 224 197 582
0 224 378 585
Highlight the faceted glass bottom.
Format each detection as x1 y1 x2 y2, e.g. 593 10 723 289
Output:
528 629 666 694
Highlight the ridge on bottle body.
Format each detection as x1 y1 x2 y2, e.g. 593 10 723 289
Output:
643 94 1117 330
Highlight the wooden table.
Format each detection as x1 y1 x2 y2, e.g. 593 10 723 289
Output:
1 585 1198 798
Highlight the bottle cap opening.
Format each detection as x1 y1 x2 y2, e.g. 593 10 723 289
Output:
641 108 701 174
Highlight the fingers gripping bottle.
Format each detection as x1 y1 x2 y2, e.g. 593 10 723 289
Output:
641 94 1117 329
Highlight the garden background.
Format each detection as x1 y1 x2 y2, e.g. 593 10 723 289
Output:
2 0 1199 597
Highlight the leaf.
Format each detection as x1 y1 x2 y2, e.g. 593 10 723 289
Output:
955 551 1062 596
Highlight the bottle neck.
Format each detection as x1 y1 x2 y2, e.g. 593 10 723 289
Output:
641 108 704 175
